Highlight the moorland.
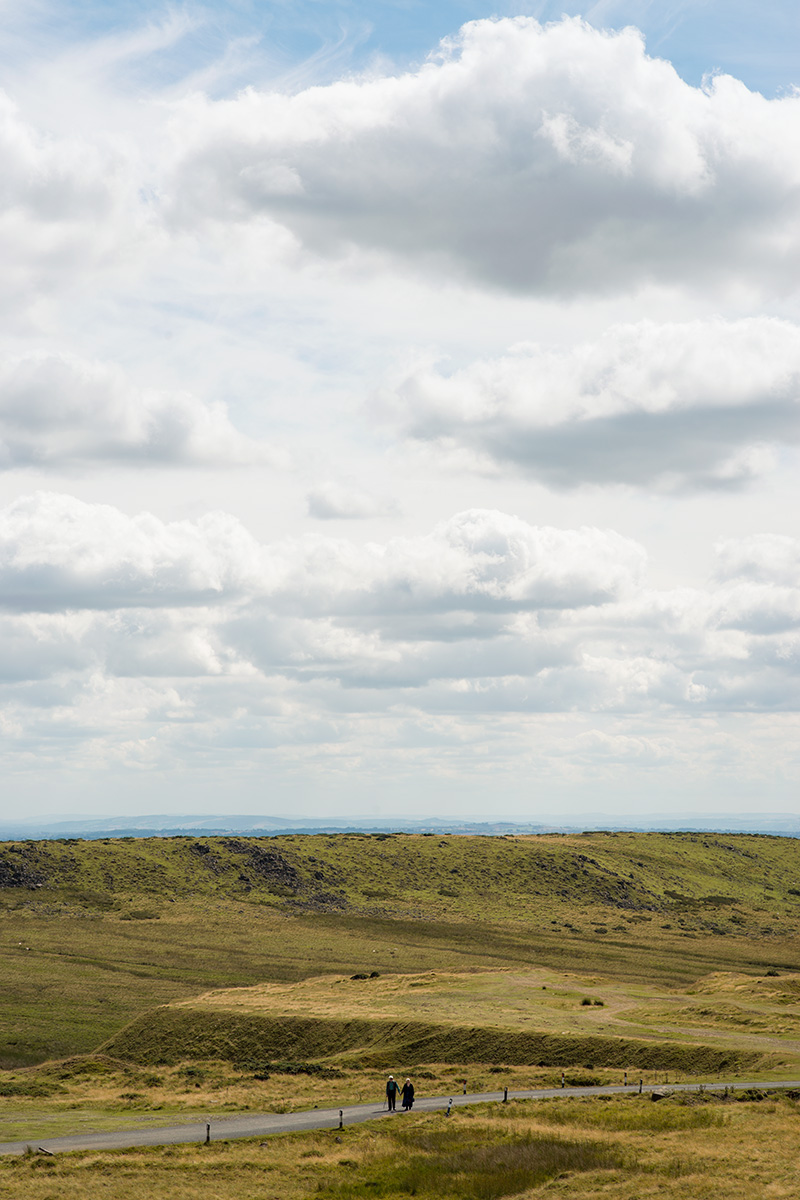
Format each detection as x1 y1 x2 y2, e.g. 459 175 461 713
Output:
2 829 800 1197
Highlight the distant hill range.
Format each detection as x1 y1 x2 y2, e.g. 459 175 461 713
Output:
1 811 799 840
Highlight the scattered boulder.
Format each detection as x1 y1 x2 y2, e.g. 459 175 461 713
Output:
0 853 46 889
221 840 301 891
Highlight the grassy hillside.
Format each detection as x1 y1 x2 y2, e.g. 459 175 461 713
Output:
105 1002 765 1075
4 828 800 927
1 831 799 1068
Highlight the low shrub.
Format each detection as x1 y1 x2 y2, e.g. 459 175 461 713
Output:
52 1055 125 1079
0 1079 62 1098
251 1060 344 1080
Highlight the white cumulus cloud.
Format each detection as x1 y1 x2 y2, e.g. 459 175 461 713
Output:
164 16 800 297
2 495 800 799
267 508 646 616
0 351 277 468
0 492 269 611
386 318 800 490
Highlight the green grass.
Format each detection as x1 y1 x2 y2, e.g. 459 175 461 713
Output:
2 831 800 1068
6 830 800 932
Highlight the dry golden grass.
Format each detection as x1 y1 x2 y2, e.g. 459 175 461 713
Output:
5 962 792 1143
1 1092 799 1199
0 1056 670 1143
171 965 800 1063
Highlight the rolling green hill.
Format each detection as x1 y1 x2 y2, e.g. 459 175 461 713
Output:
4 828 800 924
1 830 799 1068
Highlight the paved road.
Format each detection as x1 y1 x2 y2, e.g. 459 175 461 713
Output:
2 1078 799 1157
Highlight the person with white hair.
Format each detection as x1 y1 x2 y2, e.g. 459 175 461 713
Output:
401 1077 415 1110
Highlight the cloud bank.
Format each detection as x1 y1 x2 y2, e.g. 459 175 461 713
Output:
165 16 800 297
387 317 800 490
0 493 797 720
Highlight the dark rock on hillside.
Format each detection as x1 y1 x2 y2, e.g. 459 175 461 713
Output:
0 849 46 889
189 843 225 874
220 840 301 892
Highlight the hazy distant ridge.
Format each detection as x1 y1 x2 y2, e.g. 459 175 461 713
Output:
2 812 799 839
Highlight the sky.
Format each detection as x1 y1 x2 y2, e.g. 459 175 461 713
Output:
1 0 800 824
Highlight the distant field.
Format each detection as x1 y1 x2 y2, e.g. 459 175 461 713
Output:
1 830 799 1071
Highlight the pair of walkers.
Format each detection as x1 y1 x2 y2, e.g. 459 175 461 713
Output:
385 1075 414 1111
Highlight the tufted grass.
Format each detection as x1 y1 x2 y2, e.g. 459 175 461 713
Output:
2 1093 800 1199
319 1124 625 1198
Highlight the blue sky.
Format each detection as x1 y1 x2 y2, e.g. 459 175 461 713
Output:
0 1 800 825
5 1 800 96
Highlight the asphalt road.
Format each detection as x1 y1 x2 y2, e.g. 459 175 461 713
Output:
2 1077 800 1157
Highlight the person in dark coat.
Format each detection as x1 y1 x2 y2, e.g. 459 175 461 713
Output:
401 1077 415 1110
385 1075 399 1111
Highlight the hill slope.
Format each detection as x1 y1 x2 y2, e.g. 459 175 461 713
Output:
4 828 800 928
1 831 799 1066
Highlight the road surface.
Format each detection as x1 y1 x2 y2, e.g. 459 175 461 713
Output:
2 1078 798 1157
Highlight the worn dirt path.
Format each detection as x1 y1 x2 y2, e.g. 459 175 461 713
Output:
2 1078 799 1157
